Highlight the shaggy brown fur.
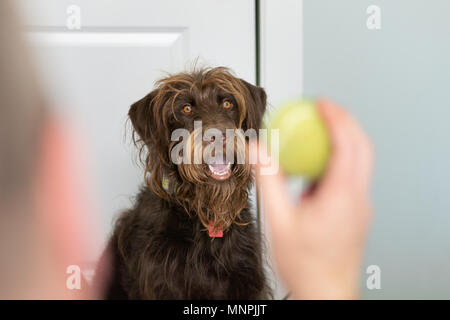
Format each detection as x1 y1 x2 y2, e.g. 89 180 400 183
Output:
96 67 271 299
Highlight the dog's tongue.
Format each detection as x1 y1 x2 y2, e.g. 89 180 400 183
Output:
209 156 228 172
210 163 228 172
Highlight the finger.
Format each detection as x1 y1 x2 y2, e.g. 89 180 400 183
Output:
317 99 374 198
315 99 357 196
325 101 374 194
353 115 375 193
251 142 295 233
348 115 375 194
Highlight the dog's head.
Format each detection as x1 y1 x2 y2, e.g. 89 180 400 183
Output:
129 67 266 232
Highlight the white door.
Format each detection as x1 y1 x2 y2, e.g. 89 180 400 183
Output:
18 0 302 299
18 0 256 249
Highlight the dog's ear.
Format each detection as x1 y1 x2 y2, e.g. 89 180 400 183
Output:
128 89 159 143
240 79 267 130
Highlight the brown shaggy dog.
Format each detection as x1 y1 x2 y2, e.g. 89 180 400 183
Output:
96 67 271 299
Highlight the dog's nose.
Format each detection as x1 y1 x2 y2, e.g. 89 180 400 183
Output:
209 132 227 143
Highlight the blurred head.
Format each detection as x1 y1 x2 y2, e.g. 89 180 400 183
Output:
0 0 95 299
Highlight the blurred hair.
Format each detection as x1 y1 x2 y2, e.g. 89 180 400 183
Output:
0 0 46 203
0 0 48 297
0 1 97 299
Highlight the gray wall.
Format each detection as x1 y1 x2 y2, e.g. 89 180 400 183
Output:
304 0 450 299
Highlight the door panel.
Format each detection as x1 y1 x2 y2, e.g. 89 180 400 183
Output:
19 0 256 259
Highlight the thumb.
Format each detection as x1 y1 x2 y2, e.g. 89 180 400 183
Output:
251 142 294 234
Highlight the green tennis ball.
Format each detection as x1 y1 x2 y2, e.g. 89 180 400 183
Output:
263 99 331 179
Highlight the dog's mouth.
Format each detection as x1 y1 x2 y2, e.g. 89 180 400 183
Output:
207 156 232 181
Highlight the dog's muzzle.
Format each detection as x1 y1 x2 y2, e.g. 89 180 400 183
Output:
207 154 232 181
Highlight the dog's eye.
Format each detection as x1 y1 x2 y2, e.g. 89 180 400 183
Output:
222 100 233 110
183 104 192 114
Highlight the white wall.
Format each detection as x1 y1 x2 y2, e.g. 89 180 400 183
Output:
304 0 450 299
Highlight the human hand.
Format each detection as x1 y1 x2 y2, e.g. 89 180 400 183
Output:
255 99 374 299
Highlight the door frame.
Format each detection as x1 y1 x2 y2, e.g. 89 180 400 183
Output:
255 0 303 299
